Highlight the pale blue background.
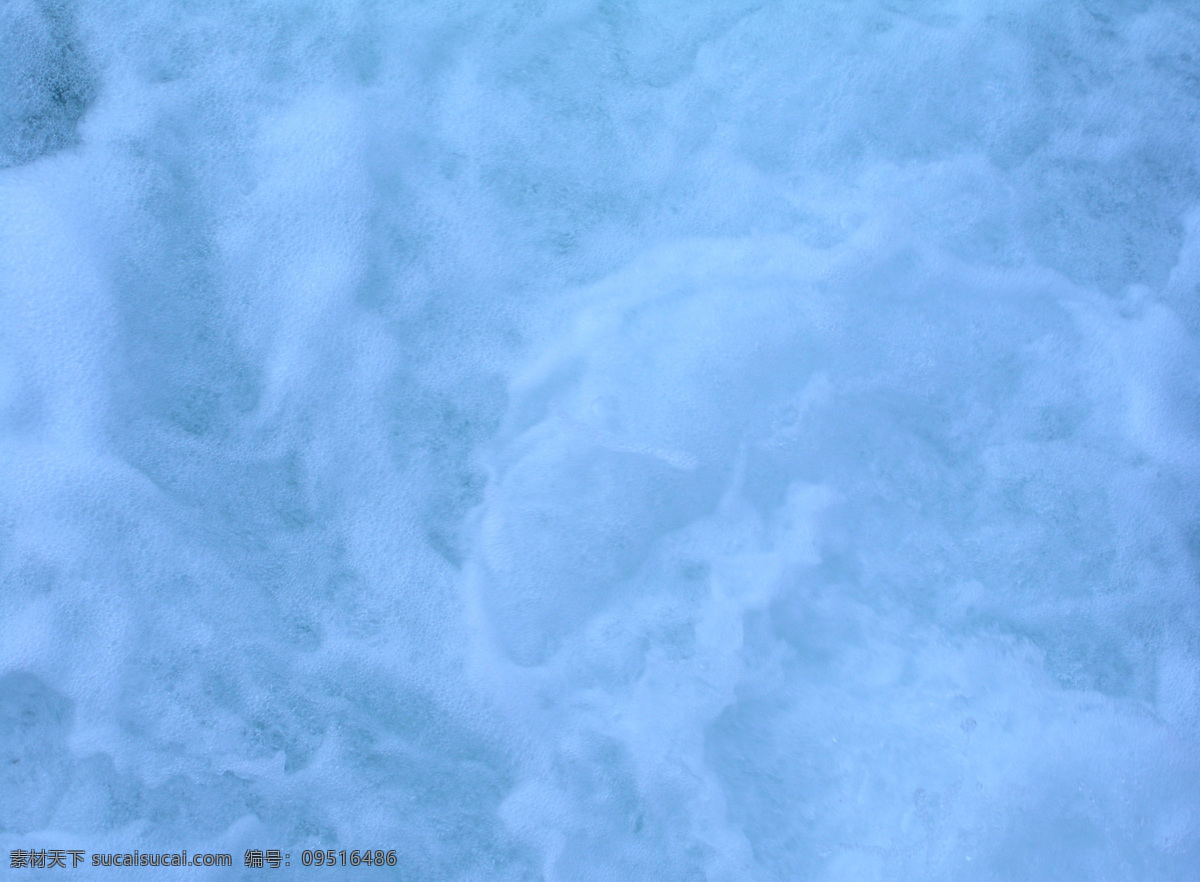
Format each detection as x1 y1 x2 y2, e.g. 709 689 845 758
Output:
2 0 1199 878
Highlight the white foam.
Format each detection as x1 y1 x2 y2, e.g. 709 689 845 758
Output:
2 0 1198 878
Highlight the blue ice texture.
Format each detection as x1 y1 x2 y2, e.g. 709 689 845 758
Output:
1 0 1199 879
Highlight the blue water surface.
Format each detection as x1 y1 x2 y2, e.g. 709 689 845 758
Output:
2 1 1199 878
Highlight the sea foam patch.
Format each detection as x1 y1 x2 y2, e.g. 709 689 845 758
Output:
1 0 1198 879
465 230 1200 878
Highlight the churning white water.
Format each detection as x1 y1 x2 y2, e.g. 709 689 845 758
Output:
2 1 1199 878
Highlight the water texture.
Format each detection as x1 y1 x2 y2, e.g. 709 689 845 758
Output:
1 0 1198 879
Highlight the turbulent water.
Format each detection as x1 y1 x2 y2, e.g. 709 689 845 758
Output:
2 0 1199 878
